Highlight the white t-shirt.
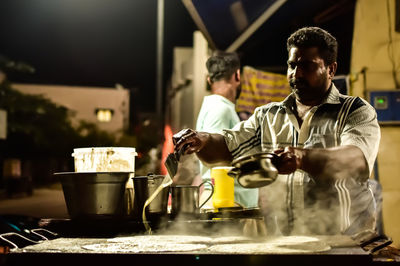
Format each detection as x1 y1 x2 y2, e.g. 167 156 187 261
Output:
196 94 259 208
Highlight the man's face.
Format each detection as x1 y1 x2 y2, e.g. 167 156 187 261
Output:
287 46 335 104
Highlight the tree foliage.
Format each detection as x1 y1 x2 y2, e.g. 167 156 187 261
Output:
0 54 119 158
0 55 157 175
0 79 118 158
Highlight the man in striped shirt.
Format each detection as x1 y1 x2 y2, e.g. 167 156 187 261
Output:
173 27 380 235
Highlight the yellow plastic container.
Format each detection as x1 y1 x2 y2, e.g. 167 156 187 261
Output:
211 166 235 209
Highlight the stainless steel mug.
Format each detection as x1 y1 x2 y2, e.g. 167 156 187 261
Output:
170 181 213 218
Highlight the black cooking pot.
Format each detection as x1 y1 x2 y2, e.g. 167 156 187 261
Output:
55 172 132 220
228 152 279 188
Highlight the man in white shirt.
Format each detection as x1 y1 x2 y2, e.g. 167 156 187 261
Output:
196 51 258 208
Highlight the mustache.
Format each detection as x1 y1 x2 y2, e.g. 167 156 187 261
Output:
289 78 308 88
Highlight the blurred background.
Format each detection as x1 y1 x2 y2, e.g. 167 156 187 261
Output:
0 0 399 246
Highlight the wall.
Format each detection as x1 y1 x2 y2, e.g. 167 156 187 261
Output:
351 0 400 246
169 31 210 132
12 84 130 138
170 46 192 132
192 31 210 129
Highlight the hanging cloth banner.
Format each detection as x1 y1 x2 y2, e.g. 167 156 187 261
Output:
236 66 291 114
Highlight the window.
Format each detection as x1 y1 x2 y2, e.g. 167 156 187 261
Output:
95 108 114 122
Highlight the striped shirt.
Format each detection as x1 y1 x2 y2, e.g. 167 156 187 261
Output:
222 84 381 235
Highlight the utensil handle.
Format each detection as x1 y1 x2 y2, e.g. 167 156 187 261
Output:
227 167 240 178
198 180 214 209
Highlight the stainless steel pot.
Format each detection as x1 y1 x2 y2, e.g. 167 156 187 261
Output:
132 174 170 221
228 152 279 188
55 172 133 220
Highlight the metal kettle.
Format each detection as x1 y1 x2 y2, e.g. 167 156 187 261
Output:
228 152 279 188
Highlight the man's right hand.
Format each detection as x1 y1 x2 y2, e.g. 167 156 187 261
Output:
173 129 233 166
173 128 209 155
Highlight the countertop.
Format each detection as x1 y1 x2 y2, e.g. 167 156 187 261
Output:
3 234 375 266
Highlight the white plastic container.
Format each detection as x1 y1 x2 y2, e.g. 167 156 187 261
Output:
72 147 137 173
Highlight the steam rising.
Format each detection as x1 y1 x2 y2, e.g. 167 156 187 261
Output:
258 174 376 236
159 214 268 239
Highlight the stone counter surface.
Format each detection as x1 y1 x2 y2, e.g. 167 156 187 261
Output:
2 235 380 266
12 234 361 254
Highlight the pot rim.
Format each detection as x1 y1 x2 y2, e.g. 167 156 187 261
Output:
54 171 134 175
231 152 276 166
133 175 165 179
171 184 199 188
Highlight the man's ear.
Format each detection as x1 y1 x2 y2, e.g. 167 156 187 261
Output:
235 69 241 82
328 62 337 79
207 76 212 85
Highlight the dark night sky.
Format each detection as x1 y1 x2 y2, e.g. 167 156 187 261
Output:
0 0 356 114
0 0 197 113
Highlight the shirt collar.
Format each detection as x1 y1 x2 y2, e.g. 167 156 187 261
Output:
208 94 235 107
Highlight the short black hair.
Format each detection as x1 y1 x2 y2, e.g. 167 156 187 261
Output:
286 27 338 65
206 51 240 83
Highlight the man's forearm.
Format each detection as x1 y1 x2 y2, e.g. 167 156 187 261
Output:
295 145 369 182
196 133 232 166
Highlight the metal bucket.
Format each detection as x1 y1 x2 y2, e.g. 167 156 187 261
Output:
132 174 170 221
55 172 133 220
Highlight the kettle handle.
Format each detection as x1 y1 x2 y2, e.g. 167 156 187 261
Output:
198 180 214 209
